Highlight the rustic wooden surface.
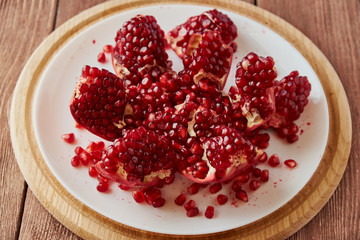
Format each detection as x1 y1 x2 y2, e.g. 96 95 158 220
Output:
1 0 359 239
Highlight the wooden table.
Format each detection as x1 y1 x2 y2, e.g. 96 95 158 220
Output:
1 0 359 239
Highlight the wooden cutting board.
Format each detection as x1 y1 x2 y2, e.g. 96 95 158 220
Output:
10 0 352 239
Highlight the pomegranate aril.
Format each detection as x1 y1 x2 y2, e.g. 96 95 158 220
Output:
88 166 98 177
97 52 106 63
175 193 187 206
62 133 75 143
268 154 280 167
237 174 249 183
187 183 200 195
144 188 162 205
118 184 130 191
103 44 113 53
184 200 196 211
235 190 248 202
231 180 242 192
252 168 262 178
284 159 297 168
260 169 269 182
209 183 222 194
96 182 109 192
133 190 145 203
205 206 215 219
71 156 80 167
249 180 260 191
186 207 199 217
217 194 228 205
152 197 166 208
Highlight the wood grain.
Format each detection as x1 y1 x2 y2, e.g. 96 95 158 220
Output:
257 1 360 239
0 0 57 239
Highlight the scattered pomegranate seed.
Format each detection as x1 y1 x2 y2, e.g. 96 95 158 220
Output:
118 184 130 191
268 154 280 167
237 174 249 183
71 156 80 167
284 159 297 168
252 168 262 178
133 190 145 203
103 44 113 53
184 200 196 211
97 52 106 63
249 180 261 191
88 166 98 177
175 193 187 206
186 207 199 217
217 194 228 205
235 190 248 202
260 169 269 182
62 133 75 143
187 183 200 195
209 183 222 194
231 180 242 192
96 182 109 192
152 197 166 208
144 188 162 205
205 206 215 219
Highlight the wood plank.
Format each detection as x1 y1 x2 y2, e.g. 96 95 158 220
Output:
256 0 360 239
0 0 57 239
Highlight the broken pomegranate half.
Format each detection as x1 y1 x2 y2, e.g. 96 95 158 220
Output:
112 15 172 86
167 9 237 59
95 127 177 187
69 66 126 141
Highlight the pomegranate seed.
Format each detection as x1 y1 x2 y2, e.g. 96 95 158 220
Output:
71 156 80 167
118 184 130 190
186 207 199 217
97 175 109 184
252 168 262 178
231 180 242 192
62 133 75 143
209 183 222 194
235 190 248 202
249 180 260 191
217 194 228 205
152 197 166 208
205 206 215 219
175 193 187 206
284 159 297 168
268 154 280 167
187 183 200 195
184 200 196 211
97 52 106 63
103 44 113 53
96 182 109 192
132 190 145 203
237 174 249 183
88 166 98 177
260 169 269 182
144 188 162 205
164 174 175 184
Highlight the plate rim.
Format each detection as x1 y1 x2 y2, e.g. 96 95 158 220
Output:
10 0 352 239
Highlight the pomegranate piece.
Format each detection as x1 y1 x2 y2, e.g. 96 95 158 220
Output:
152 197 166 208
184 200 196 211
209 183 222 194
97 52 106 63
186 207 200 217
96 182 109 192
205 206 215 219
229 52 277 131
268 71 311 143
132 190 145 203
62 133 75 143
179 124 264 184
187 183 201 195
95 127 177 187
167 9 237 59
71 156 80 167
235 190 248 202
112 15 172 86
249 180 260 191
231 180 242 192
183 31 233 90
284 159 297 168
260 169 269 182
69 66 126 141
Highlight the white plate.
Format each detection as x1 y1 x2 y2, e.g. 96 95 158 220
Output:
33 4 329 235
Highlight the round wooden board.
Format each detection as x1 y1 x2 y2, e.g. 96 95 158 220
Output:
10 0 352 239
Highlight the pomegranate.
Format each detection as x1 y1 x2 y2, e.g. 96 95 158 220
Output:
112 15 172 86
95 127 177 187
268 71 311 142
167 9 237 59
69 66 126 141
183 30 233 90
229 52 277 131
